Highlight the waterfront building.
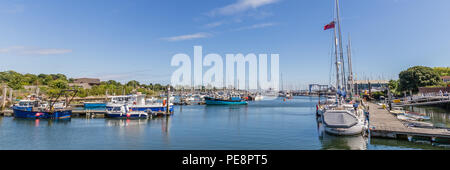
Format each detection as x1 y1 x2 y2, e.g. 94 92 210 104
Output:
69 78 101 89
441 76 450 83
353 80 389 93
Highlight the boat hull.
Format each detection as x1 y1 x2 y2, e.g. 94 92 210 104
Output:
204 97 248 105
105 112 148 119
324 123 365 136
129 105 174 113
321 109 367 136
84 102 107 110
13 108 72 119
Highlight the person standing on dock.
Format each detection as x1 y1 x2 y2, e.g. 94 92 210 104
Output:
353 101 359 112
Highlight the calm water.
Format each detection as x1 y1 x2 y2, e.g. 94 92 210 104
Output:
405 105 450 128
0 96 449 150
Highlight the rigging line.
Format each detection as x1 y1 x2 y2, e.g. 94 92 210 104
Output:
329 29 334 87
329 0 336 88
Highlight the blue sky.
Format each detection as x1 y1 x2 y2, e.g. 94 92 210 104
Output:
0 0 449 89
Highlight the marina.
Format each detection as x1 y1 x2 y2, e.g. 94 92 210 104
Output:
0 96 448 150
0 0 449 153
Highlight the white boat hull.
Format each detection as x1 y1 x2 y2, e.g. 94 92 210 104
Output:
321 109 367 136
324 123 366 136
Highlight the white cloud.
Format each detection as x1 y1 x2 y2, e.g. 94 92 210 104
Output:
232 22 276 31
204 21 225 28
23 49 73 55
0 46 73 55
161 32 212 42
210 0 279 16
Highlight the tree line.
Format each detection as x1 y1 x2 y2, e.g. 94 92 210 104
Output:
388 66 449 96
0 70 168 98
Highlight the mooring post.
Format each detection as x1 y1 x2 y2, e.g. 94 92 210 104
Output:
2 86 6 110
166 85 171 115
9 88 13 103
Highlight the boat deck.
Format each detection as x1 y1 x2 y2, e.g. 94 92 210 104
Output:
368 102 450 142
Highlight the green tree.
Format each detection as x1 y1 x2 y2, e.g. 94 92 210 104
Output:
126 80 140 88
388 80 401 96
49 80 68 89
433 67 450 77
398 66 442 93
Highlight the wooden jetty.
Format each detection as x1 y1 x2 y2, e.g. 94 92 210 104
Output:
368 102 450 143
0 110 13 116
393 96 450 107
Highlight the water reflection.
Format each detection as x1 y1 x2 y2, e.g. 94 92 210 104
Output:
405 106 450 128
105 119 148 127
13 118 71 127
316 115 368 150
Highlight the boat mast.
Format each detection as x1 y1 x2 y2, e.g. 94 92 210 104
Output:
335 0 346 92
347 34 354 97
332 3 340 106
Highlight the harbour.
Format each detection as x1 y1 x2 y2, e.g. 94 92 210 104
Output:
0 96 448 150
0 0 449 153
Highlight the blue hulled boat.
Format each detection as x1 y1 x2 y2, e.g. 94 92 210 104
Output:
204 96 248 105
84 102 107 110
13 100 72 119
13 108 72 119
129 105 174 113
13 89 78 119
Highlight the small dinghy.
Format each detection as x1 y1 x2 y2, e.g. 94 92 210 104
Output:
397 114 417 121
404 121 434 128
404 113 430 121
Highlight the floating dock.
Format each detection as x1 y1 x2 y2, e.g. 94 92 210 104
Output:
368 102 450 143
0 110 13 116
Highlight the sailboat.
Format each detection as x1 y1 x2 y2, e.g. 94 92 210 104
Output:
318 0 368 136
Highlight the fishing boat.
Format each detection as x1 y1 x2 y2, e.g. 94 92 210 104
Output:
13 89 77 119
204 95 248 105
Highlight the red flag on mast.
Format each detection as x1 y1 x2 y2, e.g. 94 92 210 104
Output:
324 21 335 30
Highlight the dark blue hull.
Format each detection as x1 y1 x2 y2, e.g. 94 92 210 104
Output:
13 108 72 119
128 105 174 113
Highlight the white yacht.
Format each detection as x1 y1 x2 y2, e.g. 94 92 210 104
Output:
319 0 368 136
